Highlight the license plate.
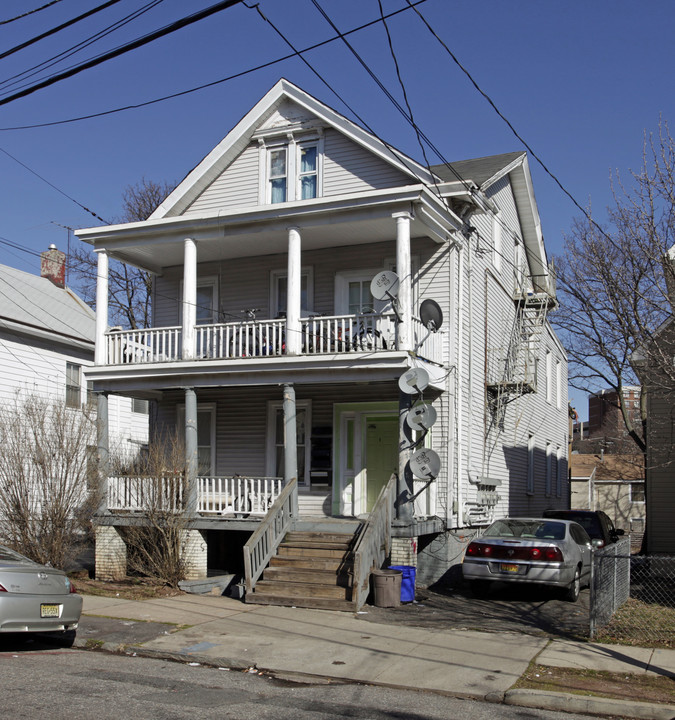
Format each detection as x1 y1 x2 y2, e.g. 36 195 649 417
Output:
40 604 60 618
500 563 519 573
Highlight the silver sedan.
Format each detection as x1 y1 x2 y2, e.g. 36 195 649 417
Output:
0 545 82 642
462 518 593 602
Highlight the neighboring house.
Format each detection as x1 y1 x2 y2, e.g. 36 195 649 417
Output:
76 79 568 602
635 246 675 553
573 386 642 454
569 453 645 550
0 247 148 460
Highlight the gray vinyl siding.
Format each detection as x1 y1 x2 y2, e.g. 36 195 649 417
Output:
183 143 259 215
322 129 411 196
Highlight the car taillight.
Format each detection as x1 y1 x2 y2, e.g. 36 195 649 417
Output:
70 582 77 594
466 542 492 557
0 583 6 592
530 546 563 562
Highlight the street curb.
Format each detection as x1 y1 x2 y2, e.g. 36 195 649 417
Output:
505 688 675 720
73 637 675 719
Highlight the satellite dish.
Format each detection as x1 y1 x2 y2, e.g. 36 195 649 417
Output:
370 271 400 301
410 448 441 479
419 299 443 332
406 403 437 431
398 367 429 395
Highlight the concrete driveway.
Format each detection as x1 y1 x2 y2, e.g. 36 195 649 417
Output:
360 581 590 640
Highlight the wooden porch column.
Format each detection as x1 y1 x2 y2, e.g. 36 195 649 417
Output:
393 212 413 352
96 391 110 516
184 387 199 515
182 238 197 361
94 249 109 365
286 226 302 356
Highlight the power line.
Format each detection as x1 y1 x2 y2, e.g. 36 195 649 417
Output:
0 1 64 26
0 0 245 109
0 0 165 95
0 0 124 62
0 1 427 132
0 146 110 223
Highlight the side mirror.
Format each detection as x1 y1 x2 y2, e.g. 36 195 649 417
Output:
615 529 625 536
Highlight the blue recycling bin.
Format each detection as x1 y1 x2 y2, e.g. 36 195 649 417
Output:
389 565 416 602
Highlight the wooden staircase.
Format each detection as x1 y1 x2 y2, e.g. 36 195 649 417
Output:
246 530 358 611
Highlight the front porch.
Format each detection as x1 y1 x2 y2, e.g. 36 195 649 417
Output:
104 313 442 366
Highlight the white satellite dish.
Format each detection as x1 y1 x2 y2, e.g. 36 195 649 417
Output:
398 367 429 395
406 403 437 431
370 271 400 302
410 448 441 479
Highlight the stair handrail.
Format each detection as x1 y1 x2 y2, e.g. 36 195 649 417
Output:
351 473 396 610
243 477 298 595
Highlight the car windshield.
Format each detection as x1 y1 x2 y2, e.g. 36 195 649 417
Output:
0 545 33 563
483 519 566 540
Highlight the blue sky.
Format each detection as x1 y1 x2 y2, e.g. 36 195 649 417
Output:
1 0 673 417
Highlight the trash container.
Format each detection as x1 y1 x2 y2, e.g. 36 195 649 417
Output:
371 568 402 607
389 565 416 602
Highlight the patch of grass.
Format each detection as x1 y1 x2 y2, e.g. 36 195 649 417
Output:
72 576 184 601
595 598 675 649
515 663 675 706
85 639 104 649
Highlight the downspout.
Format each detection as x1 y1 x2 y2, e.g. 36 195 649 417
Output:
455 244 465 526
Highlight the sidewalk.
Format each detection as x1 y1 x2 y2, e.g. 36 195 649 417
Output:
79 593 675 720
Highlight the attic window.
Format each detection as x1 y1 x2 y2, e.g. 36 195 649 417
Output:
261 134 323 204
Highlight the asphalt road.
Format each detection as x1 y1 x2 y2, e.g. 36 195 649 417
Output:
0 644 600 720
361 581 590 639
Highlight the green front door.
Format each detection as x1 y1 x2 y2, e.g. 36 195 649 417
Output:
365 415 399 512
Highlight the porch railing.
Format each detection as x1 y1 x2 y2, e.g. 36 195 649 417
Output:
243 477 298 595
411 317 443 365
108 474 185 512
107 474 282 515
104 313 403 365
351 473 396 611
198 476 283 515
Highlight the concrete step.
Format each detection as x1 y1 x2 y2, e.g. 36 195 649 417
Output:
253 579 351 600
263 566 353 587
247 592 355 612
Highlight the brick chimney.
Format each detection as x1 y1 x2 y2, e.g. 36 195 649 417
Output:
40 244 66 288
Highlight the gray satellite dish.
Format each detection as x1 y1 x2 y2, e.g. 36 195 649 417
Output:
410 448 441 479
370 271 400 301
406 403 437 431
419 299 443 332
398 366 429 395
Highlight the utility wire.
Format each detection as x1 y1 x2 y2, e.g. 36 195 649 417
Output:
0 0 165 95
0 1 63 26
0 0 245 109
0 0 427 131
0 0 124 62
0 146 110 223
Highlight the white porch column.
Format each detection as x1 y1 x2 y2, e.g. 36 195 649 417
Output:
182 238 197 361
286 226 302 356
184 387 199 516
394 212 413 351
94 250 109 364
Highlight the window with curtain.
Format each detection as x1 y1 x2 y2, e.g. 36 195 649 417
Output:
299 144 317 199
66 362 81 408
269 147 287 204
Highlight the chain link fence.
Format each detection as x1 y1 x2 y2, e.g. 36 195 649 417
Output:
590 538 675 647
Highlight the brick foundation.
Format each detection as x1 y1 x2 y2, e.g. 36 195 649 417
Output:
95 525 127 580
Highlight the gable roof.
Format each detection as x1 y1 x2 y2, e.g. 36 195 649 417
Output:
0 264 95 351
435 151 551 295
152 78 437 219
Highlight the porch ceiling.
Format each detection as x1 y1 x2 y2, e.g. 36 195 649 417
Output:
76 187 464 275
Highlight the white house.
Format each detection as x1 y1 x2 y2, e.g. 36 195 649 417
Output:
0 248 149 459
77 79 568 606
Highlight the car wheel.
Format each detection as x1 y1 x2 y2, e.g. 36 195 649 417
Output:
469 580 491 598
565 568 581 603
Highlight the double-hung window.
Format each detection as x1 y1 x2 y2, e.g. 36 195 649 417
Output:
263 135 322 205
66 362 81 408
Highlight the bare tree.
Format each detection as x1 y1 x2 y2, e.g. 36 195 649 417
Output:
553 120 675 454
0 394 97 568
69 178 175 329
115 430 190 587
